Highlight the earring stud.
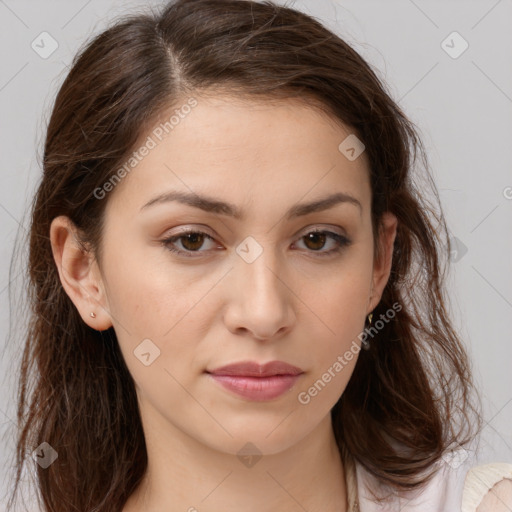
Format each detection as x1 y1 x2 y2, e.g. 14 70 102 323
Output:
90 312 96 318
367 313 373 325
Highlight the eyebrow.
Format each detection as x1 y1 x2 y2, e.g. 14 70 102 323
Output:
140 190 362 219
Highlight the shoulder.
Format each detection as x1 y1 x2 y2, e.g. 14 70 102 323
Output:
462 462 512 512
353 446 512 512
355 447 473 511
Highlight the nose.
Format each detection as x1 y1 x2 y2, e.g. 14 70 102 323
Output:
223 247 295 341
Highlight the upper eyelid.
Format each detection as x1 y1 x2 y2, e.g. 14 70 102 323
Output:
163 224 347 239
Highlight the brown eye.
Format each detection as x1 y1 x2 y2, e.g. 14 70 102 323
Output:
180 232 207 251
294 230 351 257
303 232 328 251
161 228 351 259
161 230 217 257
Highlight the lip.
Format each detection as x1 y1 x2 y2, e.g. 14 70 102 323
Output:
205 360 304 401
207 360 304 377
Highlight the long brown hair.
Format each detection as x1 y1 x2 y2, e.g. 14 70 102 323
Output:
6 0 482 510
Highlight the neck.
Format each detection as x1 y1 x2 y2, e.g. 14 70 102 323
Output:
123 411 348 512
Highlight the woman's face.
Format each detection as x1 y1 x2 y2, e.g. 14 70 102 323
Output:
57 95 396 456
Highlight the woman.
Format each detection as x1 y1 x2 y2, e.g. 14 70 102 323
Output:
6 0 512 510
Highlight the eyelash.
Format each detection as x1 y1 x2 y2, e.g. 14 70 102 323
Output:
160 228 351 258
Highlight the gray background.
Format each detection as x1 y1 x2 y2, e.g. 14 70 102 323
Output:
1 0 511 508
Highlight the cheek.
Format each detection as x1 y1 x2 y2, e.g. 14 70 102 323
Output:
297 260 372 382
102 252 222 389
101 236 195 331
302 257 372 329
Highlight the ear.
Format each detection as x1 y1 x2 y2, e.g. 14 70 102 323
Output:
367 211 398 314
49 216 113 331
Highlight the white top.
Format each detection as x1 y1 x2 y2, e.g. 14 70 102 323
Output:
342 445 512 512
462 463 512 512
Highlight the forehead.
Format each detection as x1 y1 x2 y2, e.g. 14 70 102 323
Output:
105 95 371 218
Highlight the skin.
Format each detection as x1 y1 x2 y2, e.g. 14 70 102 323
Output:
477 479 512 512
50 95 397 512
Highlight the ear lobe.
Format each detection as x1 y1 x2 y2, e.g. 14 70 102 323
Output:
368 211 398 313
50 216 112 331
